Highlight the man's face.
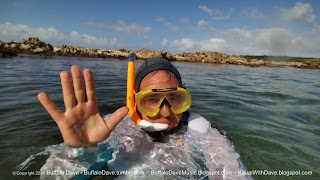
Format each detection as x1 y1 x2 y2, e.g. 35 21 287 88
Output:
139 70 183 132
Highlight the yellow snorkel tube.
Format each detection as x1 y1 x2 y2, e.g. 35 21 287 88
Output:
127 53 168 132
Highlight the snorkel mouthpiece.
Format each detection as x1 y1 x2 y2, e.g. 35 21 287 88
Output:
127 52 169 132
138 120 169 132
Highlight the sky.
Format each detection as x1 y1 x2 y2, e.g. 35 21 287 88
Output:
1 0 320 57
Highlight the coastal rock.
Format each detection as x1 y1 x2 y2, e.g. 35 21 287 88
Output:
54 45 98 57
265 61 288 68
20 37 53 54
0 48 17 57
0 37 53 56
300 61 320 69
249 59 264 67
10 43 19 49
136 48 168 60
54 45 129 59
0 40 17 57
1 37 319 69
174 55 190 62
286 62 303 68
109 49 129 59
171 51 250 66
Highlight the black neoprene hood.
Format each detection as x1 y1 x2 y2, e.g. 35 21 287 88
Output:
135 57 182 92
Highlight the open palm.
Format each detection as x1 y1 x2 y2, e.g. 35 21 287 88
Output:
38 65 128 147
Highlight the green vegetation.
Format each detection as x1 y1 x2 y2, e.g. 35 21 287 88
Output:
241 55 320 63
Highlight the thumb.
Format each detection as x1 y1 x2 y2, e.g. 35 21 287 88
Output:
105 106 129 131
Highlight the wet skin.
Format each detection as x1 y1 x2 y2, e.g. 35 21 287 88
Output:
37 65 128 147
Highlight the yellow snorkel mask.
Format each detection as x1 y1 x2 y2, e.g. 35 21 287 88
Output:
135 87 191 117
126 53 191 132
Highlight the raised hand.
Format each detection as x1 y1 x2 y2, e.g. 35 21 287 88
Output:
38 65 128 147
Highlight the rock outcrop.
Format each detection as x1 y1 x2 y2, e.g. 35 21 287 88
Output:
0 40 17 57
54 45 99 58
1 37 319 69
20 37 53 54
136 48 169 59
0 37 53 55
54 45 130 59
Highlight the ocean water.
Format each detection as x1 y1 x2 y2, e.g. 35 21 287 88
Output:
0 56 319 179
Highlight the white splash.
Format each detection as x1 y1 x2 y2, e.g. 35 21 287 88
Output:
20 114 251 180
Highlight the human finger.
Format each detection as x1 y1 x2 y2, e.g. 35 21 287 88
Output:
83 69 97 103
37 92 64 123
105 106 129 132
60 71 77 110
71 65 86 103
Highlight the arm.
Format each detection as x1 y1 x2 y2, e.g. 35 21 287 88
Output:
37 65 128 147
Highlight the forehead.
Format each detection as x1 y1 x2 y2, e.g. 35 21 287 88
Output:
139 70 180 91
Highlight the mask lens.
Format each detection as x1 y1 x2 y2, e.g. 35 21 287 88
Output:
140 93 164 112
166 91 183 108
136 88 191 117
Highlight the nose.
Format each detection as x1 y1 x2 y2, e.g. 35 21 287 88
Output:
159 103 171 117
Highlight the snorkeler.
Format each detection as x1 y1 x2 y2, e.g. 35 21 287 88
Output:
38 55 249 179
38 56 193 146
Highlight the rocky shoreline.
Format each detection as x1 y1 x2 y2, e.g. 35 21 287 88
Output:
1 37 319 69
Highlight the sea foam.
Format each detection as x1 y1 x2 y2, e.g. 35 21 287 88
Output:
22 114 251 180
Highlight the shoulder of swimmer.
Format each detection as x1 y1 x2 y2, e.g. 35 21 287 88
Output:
187 112 211 136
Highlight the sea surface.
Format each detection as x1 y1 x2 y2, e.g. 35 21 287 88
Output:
0 56 319 179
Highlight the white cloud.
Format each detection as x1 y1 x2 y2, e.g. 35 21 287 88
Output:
0 22 119 48
161 39 169 47
169 38 228 52
0 22 66 43
171 39 195 51
256 28 300 56
219 28 253 41
82 20 152 35
254 27 320 57
212 27 315 56
200 38 228 51
280 2 317 27
298 31 320 57
165 25 320 57
69 31 118 48
197 22 252 42
199 5 213 15
198 20 208 26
